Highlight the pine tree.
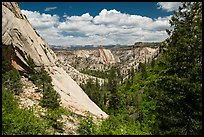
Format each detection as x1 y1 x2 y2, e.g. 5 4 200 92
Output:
138 62 147 79
107 66 120 115
155 2 202 135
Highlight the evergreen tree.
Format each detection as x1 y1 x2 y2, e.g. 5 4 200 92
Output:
155 2 202 135
41 83 61 109
2 69 23 95
138 62 147 79
108 66 120 115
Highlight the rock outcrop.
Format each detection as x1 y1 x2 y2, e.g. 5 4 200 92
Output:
2 2 108 119
2 2 56 69
54 48 114 83
98 47 116 64
112 46 159 76
55 57 105 86
54 45 160 82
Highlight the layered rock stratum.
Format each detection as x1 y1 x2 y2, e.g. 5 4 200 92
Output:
2 2 108 119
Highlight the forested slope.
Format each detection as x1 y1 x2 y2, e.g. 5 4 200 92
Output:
78 2 202 135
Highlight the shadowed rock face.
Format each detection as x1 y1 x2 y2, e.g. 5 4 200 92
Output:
2 2 108 119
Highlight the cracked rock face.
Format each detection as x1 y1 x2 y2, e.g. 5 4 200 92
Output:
2 2 108 120
2 2 56 69
98 47 116 64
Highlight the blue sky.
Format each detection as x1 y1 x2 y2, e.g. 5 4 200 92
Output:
19 2 182 46
20 2 173 19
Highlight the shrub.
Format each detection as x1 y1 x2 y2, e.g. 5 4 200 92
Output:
2 69 23 95
43 108 64 133
77 116 97 135
2 90 50 135
40 83 61 110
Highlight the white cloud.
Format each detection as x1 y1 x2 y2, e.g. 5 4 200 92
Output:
157 2 182 12
21 8 172 46
44 6 57 12
67 13 93 21
21 10 59 30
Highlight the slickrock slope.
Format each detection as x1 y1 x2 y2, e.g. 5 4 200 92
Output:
47 66 107 118
2 2 108 119
18 76 82 134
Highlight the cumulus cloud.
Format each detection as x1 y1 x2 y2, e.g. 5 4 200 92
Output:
68 13 93 21
157 2 182 12
21 8 172 46
44 6 57 12
21 10 59 30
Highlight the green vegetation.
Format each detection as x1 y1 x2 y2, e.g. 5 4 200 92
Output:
2 69 23 95
77 115 97 135
2 90 50 135
2 55 63 134
78 2 202 135
27 57 61 110
27 57 63 132
43 108 64 133
80 69 110 79
2 2 201 135
153 2 202 134
2 58 50 135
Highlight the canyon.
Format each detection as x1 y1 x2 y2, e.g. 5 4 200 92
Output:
54 43 160 85
2 2 160 134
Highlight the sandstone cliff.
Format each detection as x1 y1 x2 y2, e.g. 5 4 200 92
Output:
54 48 115 85
2 2 108 119
98 47 116 64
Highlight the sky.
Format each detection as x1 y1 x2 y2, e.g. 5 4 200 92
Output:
19 2 182 46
